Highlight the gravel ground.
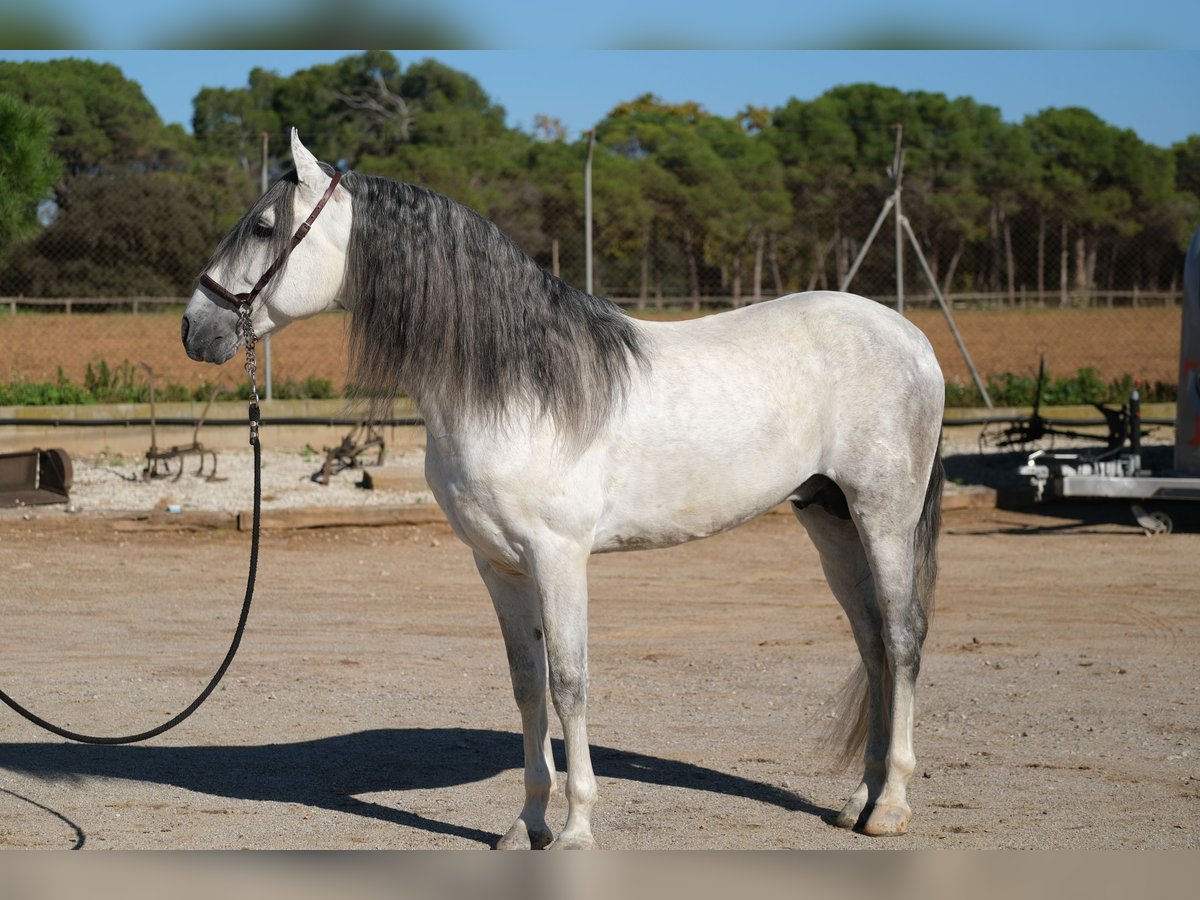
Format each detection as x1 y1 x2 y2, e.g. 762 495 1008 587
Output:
2 422 1196 851
20 422 1176 522
1 503 1197 850
59 446 434 517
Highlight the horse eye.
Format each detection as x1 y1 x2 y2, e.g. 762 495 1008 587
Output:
253 221 274 239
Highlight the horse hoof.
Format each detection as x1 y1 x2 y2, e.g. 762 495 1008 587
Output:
548 833 598 850
834 808 861 830
834 791 870 830
496 821 554 850
861 804 911 836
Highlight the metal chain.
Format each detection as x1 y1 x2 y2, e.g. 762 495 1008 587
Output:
239 306 261 445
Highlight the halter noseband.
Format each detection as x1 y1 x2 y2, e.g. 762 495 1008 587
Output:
199 171 344 310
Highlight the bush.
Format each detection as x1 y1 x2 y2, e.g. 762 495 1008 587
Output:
945 367 1177 408
84 359 145 403
0 360 339 405
0 367 91 405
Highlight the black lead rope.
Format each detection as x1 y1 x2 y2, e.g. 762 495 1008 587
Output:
0 396 263 744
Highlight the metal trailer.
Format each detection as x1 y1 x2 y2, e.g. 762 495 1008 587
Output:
1018 226 1200 535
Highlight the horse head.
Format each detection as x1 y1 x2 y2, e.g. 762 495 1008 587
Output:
182 130 352 364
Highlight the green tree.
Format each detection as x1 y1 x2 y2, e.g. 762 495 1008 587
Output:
1175 136 1200 202
1024 108 1138 299
1107 136 1195 292
769 84 910 294
0 167 255 297
0 57 253 299
0 59 183 176
598 95 783 306
192 71 283 174
0 94 61 253
194 52 514 176
193 51 547 257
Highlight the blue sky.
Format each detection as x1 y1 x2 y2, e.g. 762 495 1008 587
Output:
6 0 1200 50
1 49 1197 149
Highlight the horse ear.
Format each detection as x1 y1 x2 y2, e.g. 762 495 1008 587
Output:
290 128 326 189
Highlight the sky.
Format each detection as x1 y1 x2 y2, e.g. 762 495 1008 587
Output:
4 0 1200 50
1 49 1197 149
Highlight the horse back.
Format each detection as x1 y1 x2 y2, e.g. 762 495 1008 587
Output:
585 292 944 552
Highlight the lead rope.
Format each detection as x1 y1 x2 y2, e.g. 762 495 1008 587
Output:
0 310 263 744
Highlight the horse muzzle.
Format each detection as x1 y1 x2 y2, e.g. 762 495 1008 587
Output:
182 310 240 364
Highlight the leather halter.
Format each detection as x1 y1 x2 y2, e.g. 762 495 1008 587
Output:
199 171 344 309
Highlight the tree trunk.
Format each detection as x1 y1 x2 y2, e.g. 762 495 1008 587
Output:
834 227 849 290
806 227 822 291
753 231 764 301
684 227 700 311
807 227 836 292
1003 214 1016 305
941 235 965 297
1074 232 1088 292
731 255 743 308
1037 212 1046 306
769 232 784 296
1060 221 1069 307
653 220 663 310
988 205 1001 293
637 222 649 312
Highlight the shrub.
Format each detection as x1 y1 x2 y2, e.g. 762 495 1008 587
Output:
1 360 339 405
944 367 1178 408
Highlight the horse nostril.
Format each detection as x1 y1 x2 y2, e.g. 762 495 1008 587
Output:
181 315 191 345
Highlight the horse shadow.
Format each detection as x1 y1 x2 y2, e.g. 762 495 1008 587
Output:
0 728 834 846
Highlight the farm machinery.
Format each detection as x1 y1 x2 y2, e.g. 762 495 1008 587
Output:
140 363 224 482
1016 227 1200 534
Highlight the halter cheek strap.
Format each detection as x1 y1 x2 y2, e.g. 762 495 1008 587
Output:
199 171 344 309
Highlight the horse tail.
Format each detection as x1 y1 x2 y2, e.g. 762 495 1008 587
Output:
914 437 944 626
825 438 944 771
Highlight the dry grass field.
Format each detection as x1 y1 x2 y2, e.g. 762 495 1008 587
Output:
0 304 1183 396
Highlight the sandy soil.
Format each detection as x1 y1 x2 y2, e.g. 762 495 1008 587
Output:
1 493 1197 849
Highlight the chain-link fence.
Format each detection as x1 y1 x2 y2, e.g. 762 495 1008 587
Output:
0 168 1189 411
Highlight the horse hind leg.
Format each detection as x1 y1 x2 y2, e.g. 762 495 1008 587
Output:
475 554 556 850
801 459 941 837
792 496 890 832
853 525 931 836
856 456 942 835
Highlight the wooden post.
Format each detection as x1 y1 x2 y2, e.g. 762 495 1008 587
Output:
584 129 595 296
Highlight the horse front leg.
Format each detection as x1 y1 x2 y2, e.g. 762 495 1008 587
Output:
534 552 598 849
475 554 556 850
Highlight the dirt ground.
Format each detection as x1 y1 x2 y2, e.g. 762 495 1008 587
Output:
1 304 1183 392
1 497 1197 850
